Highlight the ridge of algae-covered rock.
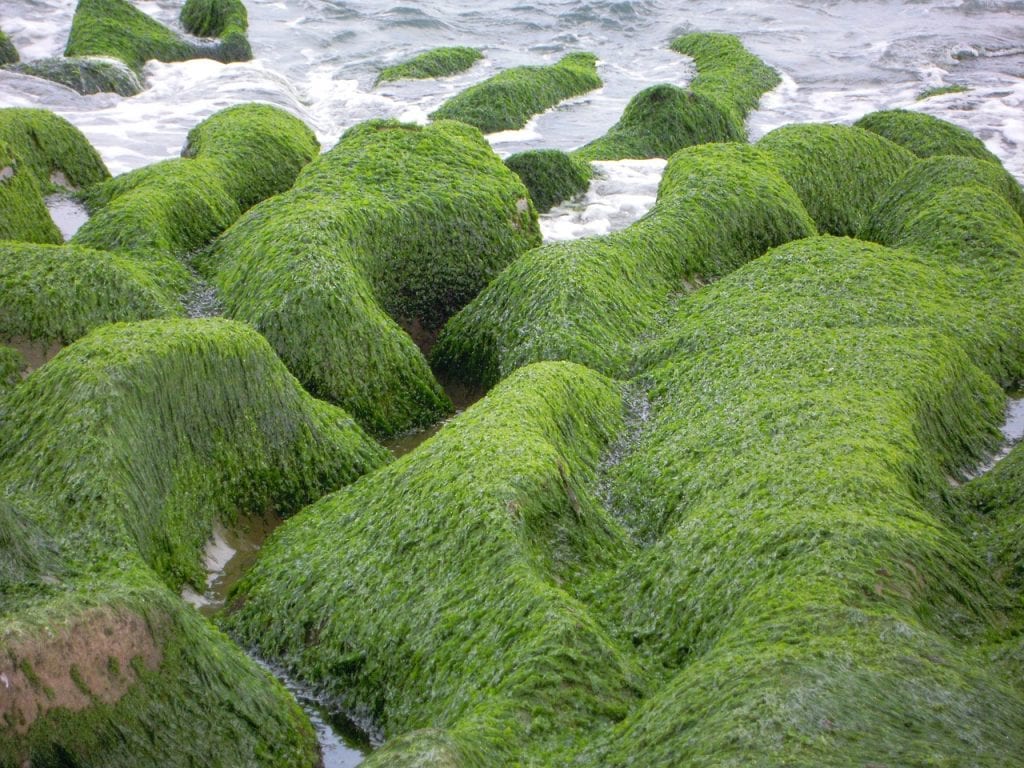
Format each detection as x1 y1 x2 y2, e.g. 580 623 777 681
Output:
180 0 251 63
376 46 482 84
65 0 250 75
0 242 184 344
432 142 815 388
0 29 18 65
73 103 316 280
758 122 916 236
7 55 143 96
205 118 541 436
855 108 1002 165
430 52 601 133
0 107 109 191
0 139 62 244
224 361 649 765
576 33 778 162
504 148 592 213
0 318 387 767
860 153 1024 245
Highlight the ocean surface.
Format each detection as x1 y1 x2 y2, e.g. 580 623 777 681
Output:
2 0 1023 763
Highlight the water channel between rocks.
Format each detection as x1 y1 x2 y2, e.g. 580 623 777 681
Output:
181 380 483 765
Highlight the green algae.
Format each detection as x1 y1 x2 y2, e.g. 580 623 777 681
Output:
0 241 183 345
430 52 601 133
376 46 482 84
0 139 62 244
65 0 250 74
0 107 109 192
7 56 143 96
917 84 969 100
432 142 815 388
504 148 592 213
205 118 540 436
0 318 387 767
180 0 252 62
0 29 18 65
757 122 916 236
855 108 1001 165
0 345 23 390
224 361 648 765
574 85 743 162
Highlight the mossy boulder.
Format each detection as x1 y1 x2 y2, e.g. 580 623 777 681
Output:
757 122 916 236
0 241 184 345
376 46 482 84
433 142 815 388
430 52 601 133
224 361 647 765
65 0 250 75
0 140 62 244
205 118 541 436
576 33 778 162
855 108 1001 165
504 148 592 213
7 55 143 96
0 29 18 65
0 107 109 191
180 0 251 62
0 318 387 767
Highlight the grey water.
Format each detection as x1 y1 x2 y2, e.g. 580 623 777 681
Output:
4 1 1023 765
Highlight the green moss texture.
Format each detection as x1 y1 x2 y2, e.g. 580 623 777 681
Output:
376 46 482 84
504 148 592 213
0 29 18 65
758 122 916 236
855 108 1001 164
0 139 62 244
433 142 815 388
65 0 251 74
0 318 387 767
576 33 778 162
8 56 143 96
430 52 601 133
205 118 540 436
0 107 109 191
0 344 23 389
180 0 252 62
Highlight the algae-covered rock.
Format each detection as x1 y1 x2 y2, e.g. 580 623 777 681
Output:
576 33 778 162
225 361 647 765
0 241 183 344
0 318 387 767
7 55 143 96
74 103 316 274
504 148 592 213
180 0 252 62
430 52 601 133
961 442 1024 595
861 154 1024 245
855 108 1001 165
0 107 109 191
0 344 23 390
0 139 62 244
206 118 541 436
433 142 815 388
65 0 250 74
0 29 18 65
376 46 482 84
758 122 916 236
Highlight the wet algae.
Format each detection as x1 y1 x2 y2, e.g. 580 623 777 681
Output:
376 46 482 84
204 118 540 437
0 319 387 767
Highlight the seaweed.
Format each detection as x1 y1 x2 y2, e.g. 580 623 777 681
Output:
376 46 482 84
0 241 184 344
757 122 916 236
224 361 648 765
180 0 252 62
0 107 109 192
0 139 62 244
430 52 601 133
7 56 143 96
432 142 815 388
64 0 250 74
205 118 540 436
855 109 1002 165
0 29 18 65
917 84 969 101
504 148 592 213
0 318 387 767
0 345 23 390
